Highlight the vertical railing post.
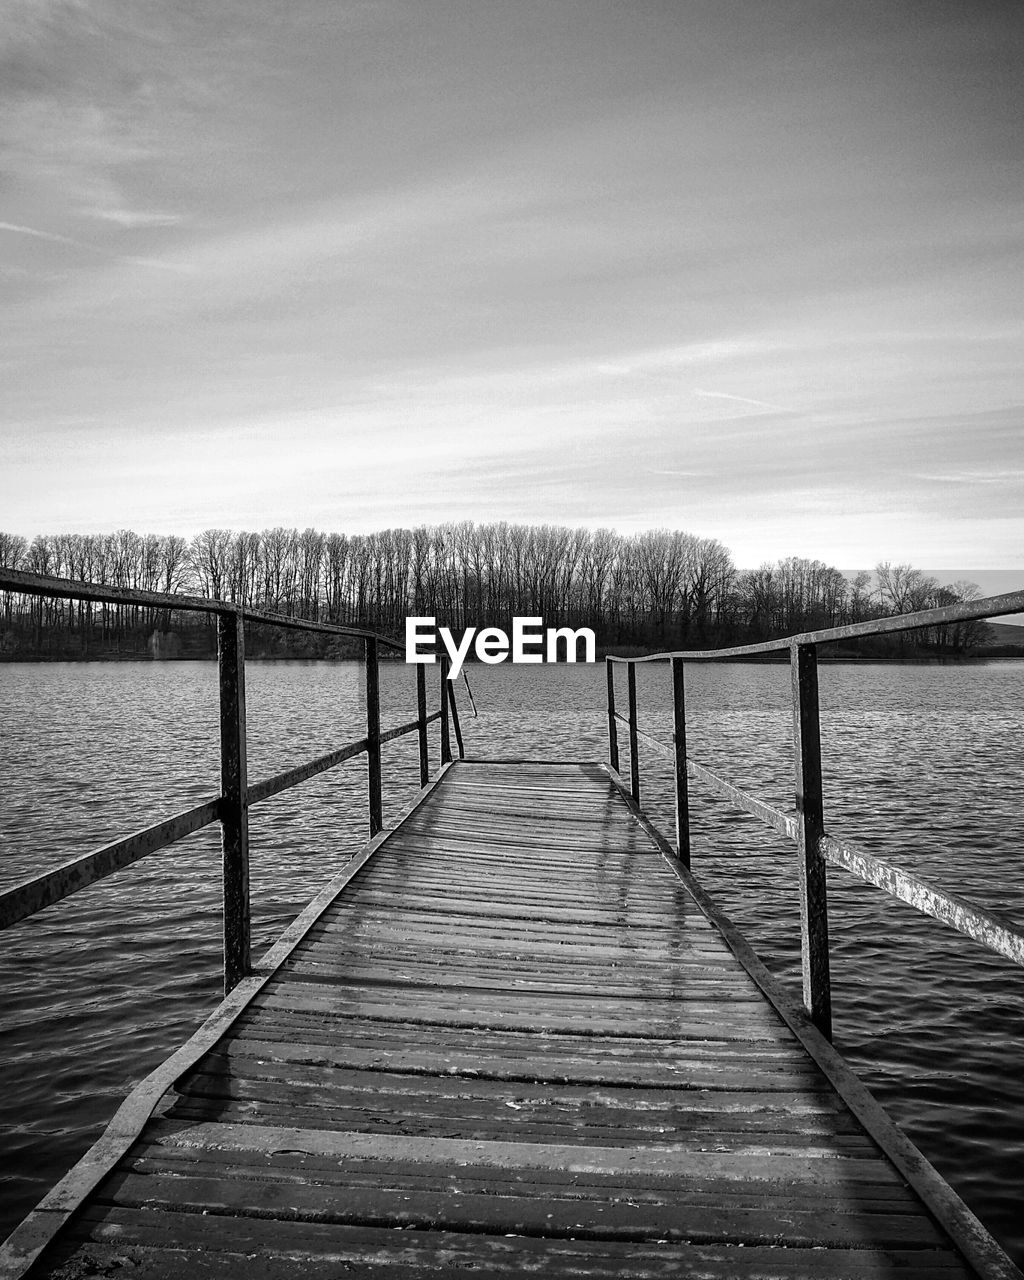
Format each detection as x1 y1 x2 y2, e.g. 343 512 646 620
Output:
671 656 690 867
364 636 382 837
627 660 640 805
218 610 250 995
416 661 429 787
448 679 465 759
792 642 832 1040
439 653 452 765
606 659 619 773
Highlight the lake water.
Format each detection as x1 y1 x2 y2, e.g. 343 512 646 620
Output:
1 658 1022 1265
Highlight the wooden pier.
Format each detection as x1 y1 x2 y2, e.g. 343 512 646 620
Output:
3 568 1024 1279
2 760 1017 1279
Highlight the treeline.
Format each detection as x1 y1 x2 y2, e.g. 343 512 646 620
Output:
0 524 991 660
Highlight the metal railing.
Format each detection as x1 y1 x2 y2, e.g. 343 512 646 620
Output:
0 567 464 993
606 587 1024 1041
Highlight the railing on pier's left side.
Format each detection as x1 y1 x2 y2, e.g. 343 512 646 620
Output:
0 568 465 993
606 587 1024 1042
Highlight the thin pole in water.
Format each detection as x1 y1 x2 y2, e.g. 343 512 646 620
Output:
672 656 690 867
218 610 250 995
365 636 382 837
606 659 619 773
792 641 832 1040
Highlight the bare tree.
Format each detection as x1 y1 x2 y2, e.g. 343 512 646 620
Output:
189 529 233 600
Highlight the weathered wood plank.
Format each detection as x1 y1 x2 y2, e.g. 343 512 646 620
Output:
177 1056 848 1112
91 1170 946 1248
279 964 762 997
174 1065 866 1136
212 1036 833 1090
286 946 735 972
162 1097 882 1154
5 759 1014 1280
350 862 691 892
120 1149 917 1205
249 984 782 1030
118 1121 912 1185
53 1211 976 1278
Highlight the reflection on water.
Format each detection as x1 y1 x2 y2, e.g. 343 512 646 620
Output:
1 658 1022 1264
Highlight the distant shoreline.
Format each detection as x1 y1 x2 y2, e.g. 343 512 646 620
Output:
3 651 1022 666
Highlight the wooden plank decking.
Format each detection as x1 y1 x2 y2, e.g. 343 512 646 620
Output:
3 760 1010 1278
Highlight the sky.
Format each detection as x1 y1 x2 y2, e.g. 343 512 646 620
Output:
2 0 1023 578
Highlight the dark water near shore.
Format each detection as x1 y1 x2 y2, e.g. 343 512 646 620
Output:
1 659 1022 1264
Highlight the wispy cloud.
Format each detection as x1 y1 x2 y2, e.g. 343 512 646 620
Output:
592 340 774 378
0 220 90 248
912 469 1024 484
0 219 192 272
86 208 184 228
693 388 794 413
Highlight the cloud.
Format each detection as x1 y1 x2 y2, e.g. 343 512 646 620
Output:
0 218 192 272
592 340 775 377
0 219 90 247
85 207 184 228
693 388 794 413
2 1 1021 572
0 5 221 247
912 469 1024 484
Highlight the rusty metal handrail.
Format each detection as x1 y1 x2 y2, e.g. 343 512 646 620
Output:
605 589 1024 1041
0 567 406 649
626 731 1024 964
0 569 465 992
605 586 1024 662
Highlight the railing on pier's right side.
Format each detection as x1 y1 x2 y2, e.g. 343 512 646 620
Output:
0 567 465 994
606 588 1024 1041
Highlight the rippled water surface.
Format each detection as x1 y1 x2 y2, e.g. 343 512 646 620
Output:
1 658 1022 1264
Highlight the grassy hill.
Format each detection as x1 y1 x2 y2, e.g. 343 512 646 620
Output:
980 621 1024 653
983 621 1024 643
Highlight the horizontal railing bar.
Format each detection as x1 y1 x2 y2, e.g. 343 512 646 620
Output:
818 834 1024 967
249 711 443 805
0 799 221 931
0 567 216 614
687 759 799 841
379 710 442 747
634 726 672 760
380 717 421 746
3 706 447 930
680 748 1024 967
0 568 406 651
606 588 1024 663
247 740 370 805
231 611 403 648
617 723 800 840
